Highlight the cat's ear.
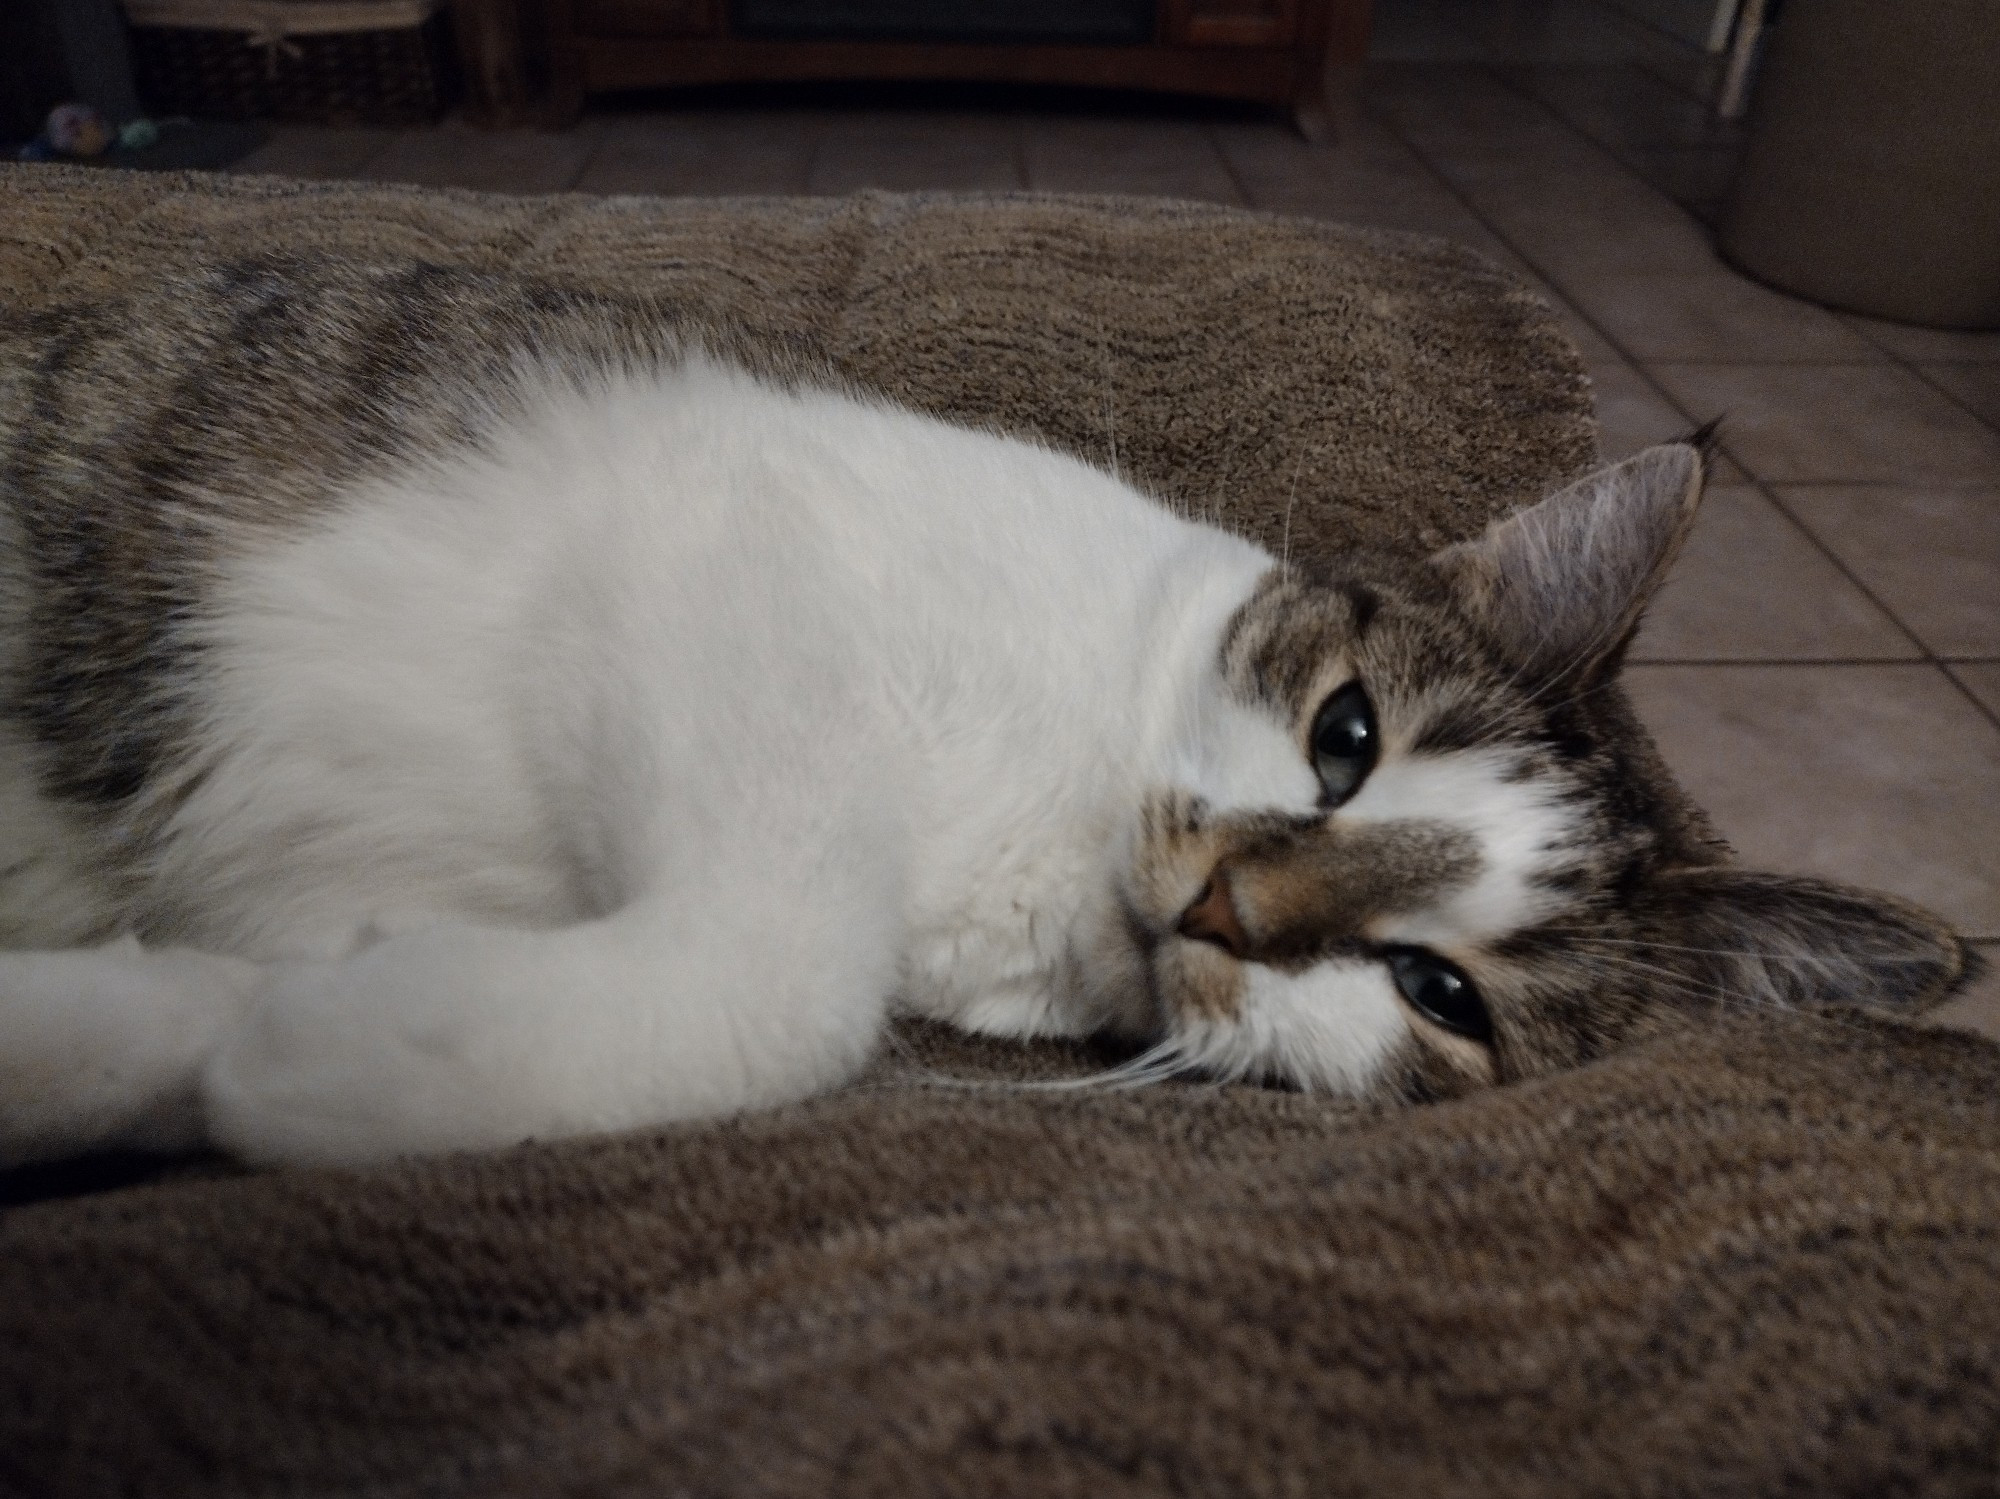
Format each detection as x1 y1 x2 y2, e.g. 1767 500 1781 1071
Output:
1646 867 1972 1015
1434 442 1706 685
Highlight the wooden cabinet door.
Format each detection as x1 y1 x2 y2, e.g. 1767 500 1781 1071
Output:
1164 0 1298 46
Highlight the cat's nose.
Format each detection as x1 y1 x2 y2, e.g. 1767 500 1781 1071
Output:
1177 869 1247 958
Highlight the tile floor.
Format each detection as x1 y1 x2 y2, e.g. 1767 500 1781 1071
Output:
224 0 2000 1031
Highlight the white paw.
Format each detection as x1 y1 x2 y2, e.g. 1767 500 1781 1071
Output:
0 939 261 1166
201 946 548 1166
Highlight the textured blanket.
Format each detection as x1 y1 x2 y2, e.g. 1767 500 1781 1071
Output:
1 166 1995 1498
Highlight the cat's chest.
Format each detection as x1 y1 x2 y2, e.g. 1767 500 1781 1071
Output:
894 757 1126 1038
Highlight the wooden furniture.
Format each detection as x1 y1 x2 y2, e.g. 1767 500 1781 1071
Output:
452 0 548 125
542 0 1372 140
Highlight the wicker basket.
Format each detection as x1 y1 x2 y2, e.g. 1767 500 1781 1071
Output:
122 0 459 126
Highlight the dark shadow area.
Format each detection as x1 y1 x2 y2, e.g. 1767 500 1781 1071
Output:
0 1149 239 1211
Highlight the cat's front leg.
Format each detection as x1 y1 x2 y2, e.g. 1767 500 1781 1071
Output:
203 873 905 1166
0 938 263 1165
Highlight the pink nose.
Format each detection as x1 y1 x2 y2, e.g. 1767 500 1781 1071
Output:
1177 869 1247 958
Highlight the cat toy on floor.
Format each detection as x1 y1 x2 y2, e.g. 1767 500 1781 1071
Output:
16 103 158 163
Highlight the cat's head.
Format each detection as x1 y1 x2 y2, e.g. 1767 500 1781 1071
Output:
1097 442 1973 1101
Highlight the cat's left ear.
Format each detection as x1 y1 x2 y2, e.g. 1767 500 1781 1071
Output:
1434 441 1707 684
1647 866 1973 1015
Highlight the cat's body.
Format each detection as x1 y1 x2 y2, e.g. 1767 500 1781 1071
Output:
0 258 1971 1168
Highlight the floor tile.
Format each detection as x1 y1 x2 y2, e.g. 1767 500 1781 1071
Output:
1387 109 1615 197
359 119 603 194
228 125 396 180
1497 63 1739 152
1022 117 1243 203
1559 268 1883 363
1219 119 1596 302
1364 62 1555 133
1837 313 2000 364
1518 277 1624 368
576 111 821 196
1623 663 2000 937
1212 117 1496 244
1587 356 1698 461
1921 363 2000 432
1775 486 2000 659
1647 363 2000 484
1473 175 1723 279
1624 29 1730 101
1617 145 1740 212
807 113 1022 194
1951 662 2000 721
1630 485 1916 662
1925 942 2000 1040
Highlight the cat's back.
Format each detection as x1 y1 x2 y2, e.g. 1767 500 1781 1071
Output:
0 258 718 953
0 257 1127 959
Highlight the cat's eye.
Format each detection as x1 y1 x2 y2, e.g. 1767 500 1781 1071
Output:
1387 949 1492 1044
1310 682 1378 806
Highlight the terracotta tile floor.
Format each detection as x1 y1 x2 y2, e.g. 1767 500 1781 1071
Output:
225 6 2000 1032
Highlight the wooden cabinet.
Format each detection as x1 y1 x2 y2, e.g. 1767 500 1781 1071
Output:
1165 0 1298 48
577 0 716 34
542 0 1370 139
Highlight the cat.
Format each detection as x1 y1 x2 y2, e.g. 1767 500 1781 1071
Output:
0 255 1971 1169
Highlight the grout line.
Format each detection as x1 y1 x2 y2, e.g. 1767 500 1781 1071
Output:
1627 657 1931 669
1702 476 2000 488
1202 122 1256 211
1363 79 1724 427
1751 482 2000 732
1495 65 1742 164
1830 315 2000 415
1943 665 2000 736
1904 364 2000 442
1602 357 1903 367
561 115 603 193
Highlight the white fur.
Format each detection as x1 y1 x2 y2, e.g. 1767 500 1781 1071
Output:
0 358 1567 1167
1177 960 1408 1093
0 937 260 1161
1346 748 1578 949
0 359 1309 1164
1170 689 1320 819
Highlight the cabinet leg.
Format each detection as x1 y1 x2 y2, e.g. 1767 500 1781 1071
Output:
1294 61 1364 145
1292 97 1333 144
538 0 588 129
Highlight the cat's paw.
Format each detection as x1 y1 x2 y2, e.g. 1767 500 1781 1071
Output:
201 943 550 1166
0 939 261 1166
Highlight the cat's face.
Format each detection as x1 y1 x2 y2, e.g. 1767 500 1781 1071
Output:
1093 444 1971 1101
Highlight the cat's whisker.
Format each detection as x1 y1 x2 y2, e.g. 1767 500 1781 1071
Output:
902 1036 1210 1096
1560 947 1739 1014
1446 663 1637 756
1558 946 1894 1038
1094 317 1121 481
1501 594 1638 721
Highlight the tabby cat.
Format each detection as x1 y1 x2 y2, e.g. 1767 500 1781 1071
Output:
0 258 1969 1168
